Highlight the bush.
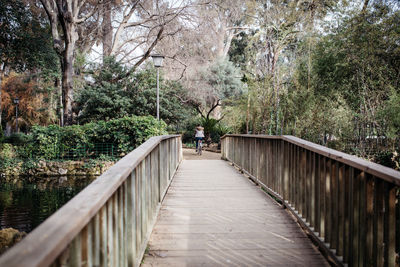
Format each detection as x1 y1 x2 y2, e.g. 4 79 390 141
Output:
181 117 231 145
3 133 31 145
0 144 16 159
25 115 166 159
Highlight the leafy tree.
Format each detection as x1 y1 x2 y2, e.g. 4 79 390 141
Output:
77 58 194 125
194 58 244 118
0 0 58 126
1 74 58 131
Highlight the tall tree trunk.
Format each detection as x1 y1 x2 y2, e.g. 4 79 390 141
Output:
62 42 75 125
55 77 63 126
60 20 78 125
362 0 369 13
0 64 4 127
102 1 113 59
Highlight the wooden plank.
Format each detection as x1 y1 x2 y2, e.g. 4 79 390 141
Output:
374 179 385 266
343 166 350 263
93 213 100 267
352 170 361 267
314 153 320 235
331 161 338 251
384 183 396 267
143 159 329 266
337 164 345 257
81 225 88 267
70 233 82 266
325 159 331 245
320 156 326 241
365 175 374 266
85 221 93 267
358 171 366 266
283 141 289 200
310 151 316 227
127 171 135 266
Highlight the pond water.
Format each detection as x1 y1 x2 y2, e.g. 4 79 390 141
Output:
0 176 96 233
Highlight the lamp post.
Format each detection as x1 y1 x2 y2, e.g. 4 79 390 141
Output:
151 54 164 120
13 97 19 133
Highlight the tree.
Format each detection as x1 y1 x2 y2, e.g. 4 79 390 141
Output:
0 0 58 127
39 0 100 124
1 74 58 132
77 58 194 124
193 58 244 120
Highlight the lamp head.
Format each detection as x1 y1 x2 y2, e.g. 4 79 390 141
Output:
151 54 164 68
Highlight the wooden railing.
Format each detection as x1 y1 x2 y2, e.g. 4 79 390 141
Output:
221 135 400 267
0 135 182 267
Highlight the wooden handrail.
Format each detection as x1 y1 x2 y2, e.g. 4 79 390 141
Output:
221 134 399 266
221 134 400 185
0 135 182 267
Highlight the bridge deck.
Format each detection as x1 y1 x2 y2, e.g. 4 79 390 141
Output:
142 149 328 266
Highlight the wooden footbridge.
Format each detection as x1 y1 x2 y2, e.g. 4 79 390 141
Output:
0 135 399 266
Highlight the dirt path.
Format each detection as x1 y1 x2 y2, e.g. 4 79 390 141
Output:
182 148 221 160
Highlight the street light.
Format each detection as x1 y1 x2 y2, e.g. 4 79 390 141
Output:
13 97 19 133
151 54 164 120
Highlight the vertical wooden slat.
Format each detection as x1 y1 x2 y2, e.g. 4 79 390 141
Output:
325 158 331 245
374 178 385 266
320 156 326 240
81 225 88 267
348 167 355 266
365 175 374 266
358 171 366 266
352 170 361 267
69 234 82 266
305 150 311 223
310 151 316 227
93 213 100 267
331 161 338 251
295 144 299 211
284 141 289 201
337 164 345 257
384 183 396 267
100 205 108 267
113 193 119 267
136 163 141 255
343 165 350 263
86 221 93 267
119 185 125 267
127 170 136 266
314 153 320 235
107 198 114 266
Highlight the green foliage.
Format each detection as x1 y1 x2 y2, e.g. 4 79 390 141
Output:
201 58 244 101
0 157 21 170
77 57 193 125
0 0 58 72
4 133 32 145
0 143 16 159
25 115 166 159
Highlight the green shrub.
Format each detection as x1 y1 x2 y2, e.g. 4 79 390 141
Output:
4 133 31 145
0 144 16 159
0 125 4 143
25 115 166 159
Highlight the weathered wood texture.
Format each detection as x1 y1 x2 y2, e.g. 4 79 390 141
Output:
142 159 329 266
221 135 400 267
0 135 182 267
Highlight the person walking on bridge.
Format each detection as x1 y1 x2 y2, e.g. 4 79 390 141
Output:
195 125 204 152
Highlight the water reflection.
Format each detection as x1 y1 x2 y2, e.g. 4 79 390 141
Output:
0 176 95 233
